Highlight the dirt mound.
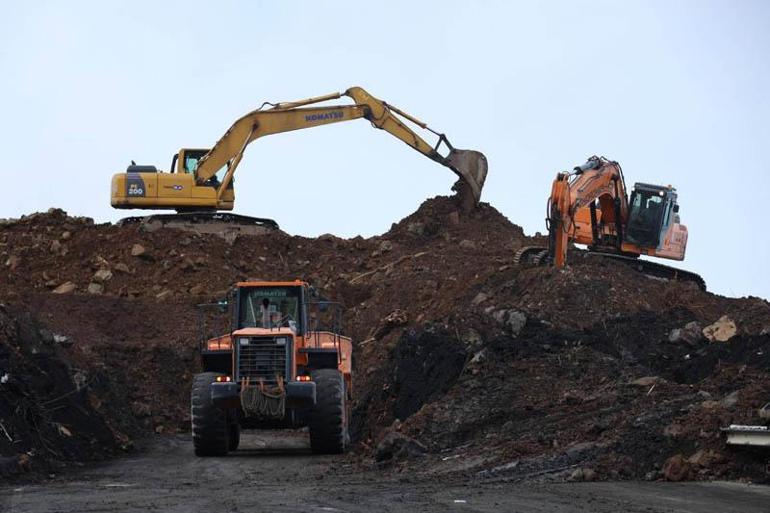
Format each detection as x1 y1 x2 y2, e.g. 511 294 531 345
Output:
0 304 132 479
2 198 770 483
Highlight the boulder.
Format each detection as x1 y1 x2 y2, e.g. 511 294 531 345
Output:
663 454 692 482
375 432 427 462
459 239 476 250
702 316 737 342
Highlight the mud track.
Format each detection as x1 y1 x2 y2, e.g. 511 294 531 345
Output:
2 432 770 513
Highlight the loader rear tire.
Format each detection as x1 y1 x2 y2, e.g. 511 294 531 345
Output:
228 420 240 451
309 369 349 454
191 372 229 457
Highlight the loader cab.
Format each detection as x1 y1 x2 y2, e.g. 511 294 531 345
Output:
625 183 679 249
234 281 308 334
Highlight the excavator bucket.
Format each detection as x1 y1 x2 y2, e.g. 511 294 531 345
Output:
446 149 488 212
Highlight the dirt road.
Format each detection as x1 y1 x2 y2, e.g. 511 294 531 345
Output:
2 432 769 513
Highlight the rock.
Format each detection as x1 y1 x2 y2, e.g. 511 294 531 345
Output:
52 281 76 294
688 449 724 468
471 292 489 306
50 239 65 255
669 321 703 345
179 237 192 246
130 244 149 258
630 376 661 387
180 258 196 271
92 269 113 283
721 390 740 408
491 309 527 336
5 255 20 271
663 454 692 482
663 423 684 438
761 327 770 336
568 467 597 482
463 328 484 347
189 285 205 296
87 282 104 295
459 239 476 250
60 231 71 240
155 289 173 300
447 211 460 226
113 262 130 274
469 348 487 365
131 401 152 418
378 240 393 253
702 316 737 342
53 334 72 347
406 222 425 236
375 432 427 461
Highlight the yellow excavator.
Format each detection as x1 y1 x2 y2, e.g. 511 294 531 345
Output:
111 86 487 232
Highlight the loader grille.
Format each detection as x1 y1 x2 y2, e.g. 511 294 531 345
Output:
237 336 290 384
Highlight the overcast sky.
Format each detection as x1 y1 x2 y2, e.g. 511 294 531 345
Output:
1 1 768 299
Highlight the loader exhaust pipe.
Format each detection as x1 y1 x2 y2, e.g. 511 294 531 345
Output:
445 149 488 213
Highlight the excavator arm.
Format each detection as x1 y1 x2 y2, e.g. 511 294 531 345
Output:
548 156 628 266
195 86 487 211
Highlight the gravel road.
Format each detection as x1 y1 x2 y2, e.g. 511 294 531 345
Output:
2 432 769 513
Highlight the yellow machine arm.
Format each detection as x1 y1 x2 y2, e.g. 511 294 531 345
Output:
195 86 487 211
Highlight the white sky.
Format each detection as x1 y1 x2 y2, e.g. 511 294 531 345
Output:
1 1 768 299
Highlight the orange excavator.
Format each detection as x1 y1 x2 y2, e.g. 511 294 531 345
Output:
515 156 704 289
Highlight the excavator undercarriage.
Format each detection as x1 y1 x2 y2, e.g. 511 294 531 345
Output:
514 245 706 290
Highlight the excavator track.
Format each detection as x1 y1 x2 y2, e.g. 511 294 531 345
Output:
584 252 706 291
513 246 706 290
513 246 549 265
117 212 280 242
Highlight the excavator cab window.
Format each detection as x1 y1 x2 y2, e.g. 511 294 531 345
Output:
626 188 666 248
184 155 201 175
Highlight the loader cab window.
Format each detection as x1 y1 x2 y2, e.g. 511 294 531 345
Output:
626 189 666 248
238 286 303 332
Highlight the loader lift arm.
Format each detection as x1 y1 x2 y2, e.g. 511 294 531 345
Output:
194 86 487 212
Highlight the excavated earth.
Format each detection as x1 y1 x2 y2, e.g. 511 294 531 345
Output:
1 196 770 495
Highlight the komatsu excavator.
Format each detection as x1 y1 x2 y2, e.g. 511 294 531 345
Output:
515 156 705 289
111 86 487 233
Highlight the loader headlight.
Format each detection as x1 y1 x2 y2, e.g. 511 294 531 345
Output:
276 337 287 346
238 337 249 346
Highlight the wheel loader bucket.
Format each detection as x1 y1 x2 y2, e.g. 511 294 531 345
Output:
446 149 488 212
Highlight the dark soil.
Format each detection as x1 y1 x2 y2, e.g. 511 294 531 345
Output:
1 196 769 483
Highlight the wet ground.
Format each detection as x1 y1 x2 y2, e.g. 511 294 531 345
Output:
2 432 769 513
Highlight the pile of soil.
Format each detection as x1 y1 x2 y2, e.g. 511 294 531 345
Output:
1 196 769 482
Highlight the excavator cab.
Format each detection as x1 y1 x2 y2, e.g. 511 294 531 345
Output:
625 183 687 259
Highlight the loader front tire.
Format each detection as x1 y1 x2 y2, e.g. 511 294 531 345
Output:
309 369 349 454
191 372 229 457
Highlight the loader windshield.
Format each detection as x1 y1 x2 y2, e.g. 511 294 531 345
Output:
238 286 302 331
